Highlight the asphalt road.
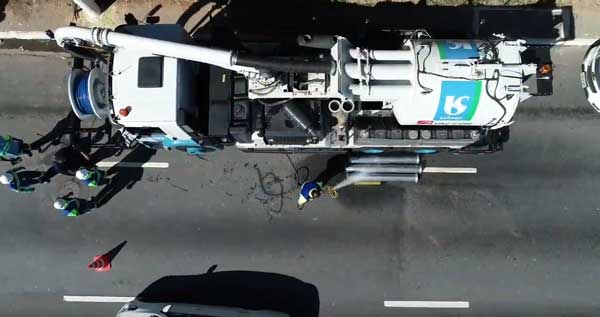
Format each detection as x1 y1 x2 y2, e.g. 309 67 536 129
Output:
0 45 600 317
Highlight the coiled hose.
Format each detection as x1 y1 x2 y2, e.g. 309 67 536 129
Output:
74 72 94 115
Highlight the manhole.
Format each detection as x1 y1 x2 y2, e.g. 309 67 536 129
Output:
59 180 81 197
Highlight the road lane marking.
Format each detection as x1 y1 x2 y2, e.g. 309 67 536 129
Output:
422 167 477 174
63 296 134 303
384 301 470 308
96 162 170 169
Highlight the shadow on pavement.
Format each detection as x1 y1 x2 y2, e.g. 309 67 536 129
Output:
95 0 118 12
177 0 572 47
135 267 320 317
103 240 127 263
0 0 7 23
30 111 81 153
94 145 157 207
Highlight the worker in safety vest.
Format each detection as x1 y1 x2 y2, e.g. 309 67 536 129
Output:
53 191 97 217
76 167 105 187
297 181 324 208
0 135 31 164
53 198 82 217
297 154 348 209
41 146 92 183
0 167 42 193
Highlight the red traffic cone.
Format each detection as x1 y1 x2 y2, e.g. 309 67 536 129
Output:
87 254 112 272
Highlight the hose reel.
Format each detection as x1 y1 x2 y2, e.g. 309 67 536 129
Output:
68 68 110 120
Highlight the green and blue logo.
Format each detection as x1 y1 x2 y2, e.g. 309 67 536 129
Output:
434 81 482 121
437 40 479 60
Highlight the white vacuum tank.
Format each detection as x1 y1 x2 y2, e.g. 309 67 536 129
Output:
345 39 532 128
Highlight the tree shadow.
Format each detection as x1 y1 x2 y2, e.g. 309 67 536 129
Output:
0 0 7 23
176 0 573 47
135 267 319 317
94 145 157 207
177 0 229 34
95 0 118 12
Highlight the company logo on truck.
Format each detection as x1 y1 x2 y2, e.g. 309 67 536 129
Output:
437 40 479 60
434 81 482 121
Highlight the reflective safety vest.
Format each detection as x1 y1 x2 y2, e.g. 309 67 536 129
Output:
5 170 33 193
59 200 81 217
82 170 104 187
0 136 19 160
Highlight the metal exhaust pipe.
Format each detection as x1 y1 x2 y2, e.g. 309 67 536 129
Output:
347 173 419 184
341 100 355 113
346 164 422 174
350 154 420 165
328 99 342 113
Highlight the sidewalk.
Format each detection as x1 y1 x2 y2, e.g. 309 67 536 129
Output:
0 0 208 32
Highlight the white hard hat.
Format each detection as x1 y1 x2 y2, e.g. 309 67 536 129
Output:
0 173 13 185
53 199 67 210
76 168 90 180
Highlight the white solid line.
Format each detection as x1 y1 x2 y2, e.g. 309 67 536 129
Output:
0 31 51 40
63 295 134 303
384 301 470 308
422 167 478 174
96 162 170 169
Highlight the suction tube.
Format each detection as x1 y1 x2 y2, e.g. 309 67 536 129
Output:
232 52 336 74
282 103 318 137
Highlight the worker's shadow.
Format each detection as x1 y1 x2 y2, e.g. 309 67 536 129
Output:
89 131 125 164
30 111 81 152
94 145 157 207
135 265 320 317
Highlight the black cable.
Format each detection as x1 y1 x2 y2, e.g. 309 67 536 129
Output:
285 153 309 186
415 45 434 93
255 167 286 215
253 155 310 215
485 69 507 126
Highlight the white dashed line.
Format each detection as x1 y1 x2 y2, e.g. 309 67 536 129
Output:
96 162 170 169
63 295 134 303
384 301 470 308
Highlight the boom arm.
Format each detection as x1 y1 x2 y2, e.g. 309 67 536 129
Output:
54 26 247 72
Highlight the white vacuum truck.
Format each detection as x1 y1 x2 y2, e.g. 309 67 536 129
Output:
52 24 553 183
